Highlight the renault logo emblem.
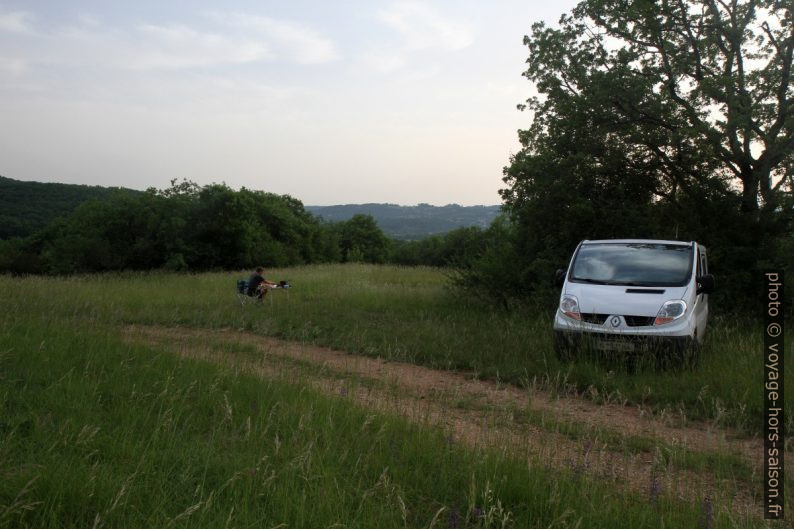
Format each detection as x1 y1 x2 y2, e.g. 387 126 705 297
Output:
610 316 621 327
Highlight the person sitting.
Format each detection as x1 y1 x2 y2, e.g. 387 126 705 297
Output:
247 267 277 299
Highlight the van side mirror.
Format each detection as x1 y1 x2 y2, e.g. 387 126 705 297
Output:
696 274 715 294
554 268 566 288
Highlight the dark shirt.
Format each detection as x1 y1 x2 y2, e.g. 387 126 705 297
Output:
247 273 265 296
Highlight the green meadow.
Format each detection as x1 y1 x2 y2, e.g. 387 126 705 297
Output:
3 264 790 434
0 264 791 527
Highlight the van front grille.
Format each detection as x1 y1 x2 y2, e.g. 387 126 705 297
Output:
579 314 655 326
580 313 609 325
624 315 655 327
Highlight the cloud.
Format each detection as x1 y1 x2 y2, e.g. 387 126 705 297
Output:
361 50 406 74
377 1 473 51
0 9 34 34
0 10 333 118
130 24 271 69
0 56 26 74
1 10 337 74
75 14 102 28
207 12 339 64
363 1 473 76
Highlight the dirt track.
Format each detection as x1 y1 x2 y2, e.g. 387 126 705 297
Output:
123 324 785 517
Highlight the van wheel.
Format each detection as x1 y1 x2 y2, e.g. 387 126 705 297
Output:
659 337 699 370
682 335 700 367
554 332 575 362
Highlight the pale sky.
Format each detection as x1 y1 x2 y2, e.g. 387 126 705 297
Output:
0 0 578 205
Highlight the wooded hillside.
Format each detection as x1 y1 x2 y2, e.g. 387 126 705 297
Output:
0 176 141 239
306 203 500 239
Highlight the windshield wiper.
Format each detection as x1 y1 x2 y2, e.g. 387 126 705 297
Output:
573 277 609 285
573 278 655 286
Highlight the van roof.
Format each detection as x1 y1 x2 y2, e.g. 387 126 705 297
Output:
582 239 694 246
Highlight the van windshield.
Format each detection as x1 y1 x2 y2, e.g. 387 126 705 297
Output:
570 243 693 287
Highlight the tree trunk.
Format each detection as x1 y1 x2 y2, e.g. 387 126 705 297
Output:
740 171 760 213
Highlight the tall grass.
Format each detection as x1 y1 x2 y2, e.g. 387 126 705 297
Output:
1 318 759 527
0 264 791 437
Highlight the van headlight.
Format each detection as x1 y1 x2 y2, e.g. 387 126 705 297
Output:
654 300 687 325
560 294 581 321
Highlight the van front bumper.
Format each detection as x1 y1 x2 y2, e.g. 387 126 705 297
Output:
552 310 696 354
554 329 695 354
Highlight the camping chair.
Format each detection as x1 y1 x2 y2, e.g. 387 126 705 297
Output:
236 279 256 305
236 279 291 306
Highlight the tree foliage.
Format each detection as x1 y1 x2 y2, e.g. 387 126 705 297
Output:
491 0 794 306
390 226 487 267
337 214 391 264
0 180 349 274
0 177 495 274
307 203 500 240
516 0 793 212
0 175 133 239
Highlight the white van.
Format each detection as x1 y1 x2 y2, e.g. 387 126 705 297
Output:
553 239 714 358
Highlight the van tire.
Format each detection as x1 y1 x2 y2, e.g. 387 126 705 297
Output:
554 332 576 362
681 336 700 368
657 336 698 369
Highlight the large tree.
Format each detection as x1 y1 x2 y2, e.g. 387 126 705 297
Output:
487 0 794 304
508 0 793 214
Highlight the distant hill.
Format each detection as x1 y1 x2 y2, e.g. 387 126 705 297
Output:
306 203 501 239
0 176 140 239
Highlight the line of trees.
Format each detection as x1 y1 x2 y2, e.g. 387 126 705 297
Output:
0 181 389 274
0 178 492 275
455 0 793 309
